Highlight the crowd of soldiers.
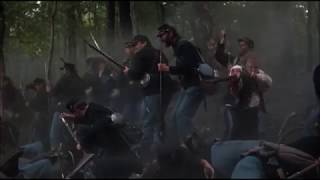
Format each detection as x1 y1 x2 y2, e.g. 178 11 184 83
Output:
0 23 320 179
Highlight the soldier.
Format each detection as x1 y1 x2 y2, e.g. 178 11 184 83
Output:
29 78 50 151
0 150 58 178
211 137 320 179
121 41 144 125
210 64 320 179
1 76 30 145
0 138 81 179
142 132 215 178
303 64 320 137
123 35 176 164
48 62 87 150
1 76 26 119
214 31 272 140
50 62 87 106
60 100 143 178
82 56 117 107
157 24 205 143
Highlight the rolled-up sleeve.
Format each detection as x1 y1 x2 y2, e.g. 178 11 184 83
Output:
256 70 272 92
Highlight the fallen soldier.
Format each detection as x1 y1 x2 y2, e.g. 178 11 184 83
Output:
211 136 320 179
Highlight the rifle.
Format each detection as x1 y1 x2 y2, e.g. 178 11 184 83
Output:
85 35 152 88
287 157 320 179
277 112 297 143
60 117 80 145
65 153 95 179
83 40 125 70
159 44 165 143
60 116 96 178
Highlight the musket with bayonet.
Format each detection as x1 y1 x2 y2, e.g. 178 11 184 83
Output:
159 43 165 143
83 40 125 69
287 157 320 179
84 35 151 87
60 116 96 179
61 117 80 145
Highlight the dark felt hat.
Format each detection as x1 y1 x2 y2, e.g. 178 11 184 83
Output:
237 37 254 49
125 41 136 48
157 24 176 37
130 34 151 46
60 63 76 72
66 98 87 113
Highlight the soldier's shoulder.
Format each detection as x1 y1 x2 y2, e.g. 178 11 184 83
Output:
177 39 193 47
88 103 113 114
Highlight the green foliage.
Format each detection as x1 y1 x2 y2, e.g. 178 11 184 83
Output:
5 1 50 57
4 1 108 58
134 1 162 35
1 1 317 61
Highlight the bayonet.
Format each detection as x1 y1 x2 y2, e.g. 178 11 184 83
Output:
90 32 101 51
84 40 125 69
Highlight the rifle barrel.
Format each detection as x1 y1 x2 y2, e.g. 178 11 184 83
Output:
61 117 80 145
288 160 320 179
212 77 232 83
84 40 125 69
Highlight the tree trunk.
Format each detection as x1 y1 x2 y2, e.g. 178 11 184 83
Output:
159 1 165 25
47 1 57 86
106 1 115 49
93 2 97 33
65 2 77 63
0 1 5 118
82 40 87 59
307 1 314 71
0 1 5 79
318 2 320 64
118 1 132 41
191 2 213 51
74 6 87 65
130 1 137 35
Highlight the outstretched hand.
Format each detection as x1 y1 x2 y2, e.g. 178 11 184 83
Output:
200 159 215 179
219 30 226 44
46 84 51 92
123 66 129 75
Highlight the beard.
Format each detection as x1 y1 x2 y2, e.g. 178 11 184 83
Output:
162 39 172 47
160 37 171 47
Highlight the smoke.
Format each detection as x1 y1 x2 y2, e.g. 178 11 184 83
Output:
3 1 318 143
159 1 318 142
